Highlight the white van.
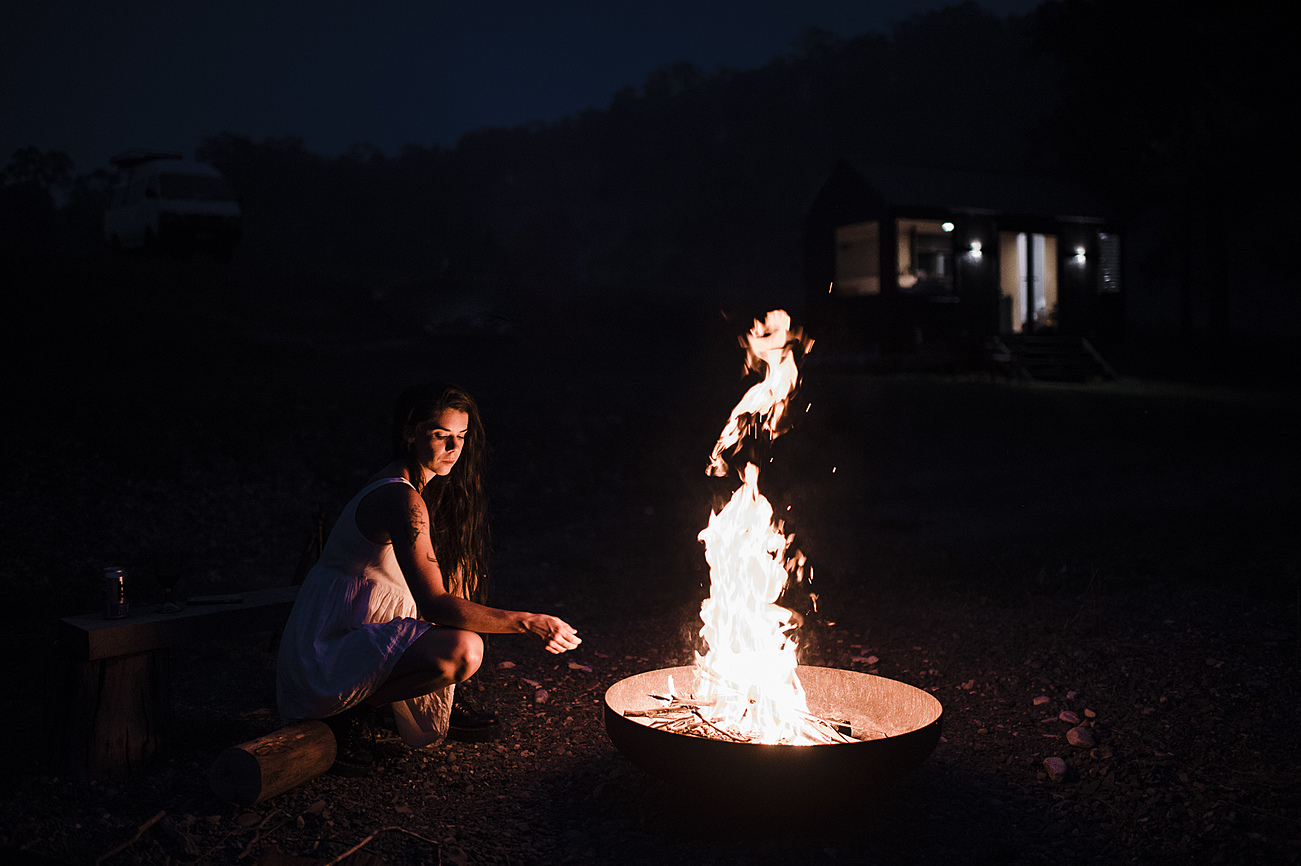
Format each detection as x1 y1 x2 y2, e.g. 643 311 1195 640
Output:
105 151 241 256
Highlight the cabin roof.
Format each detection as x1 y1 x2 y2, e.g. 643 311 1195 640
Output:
839 157 1112 222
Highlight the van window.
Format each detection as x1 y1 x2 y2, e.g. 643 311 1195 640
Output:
160 174 237 201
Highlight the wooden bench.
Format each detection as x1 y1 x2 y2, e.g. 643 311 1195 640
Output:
52 585 299 780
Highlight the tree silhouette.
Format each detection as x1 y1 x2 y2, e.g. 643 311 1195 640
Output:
1029 0 1292 338
17 0 1290 337
2 146 74 190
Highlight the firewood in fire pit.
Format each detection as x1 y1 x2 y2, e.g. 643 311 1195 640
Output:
624 695 859 745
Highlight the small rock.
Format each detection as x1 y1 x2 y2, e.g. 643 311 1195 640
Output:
534 688 550 704
235 812 260 829
296 815 305 830
1033 696 1050 706
159 817 199 856
1090 745 1114 759
1043 757 1068 781
1084 709 1096 718
1067 726 1097 748
1041 821 1069 839
521 678 541 688
497 661 516 669
1066 690 1077 699
568 662 592 672
206 815 222 826
865 655 879 665
1059 710 1081 725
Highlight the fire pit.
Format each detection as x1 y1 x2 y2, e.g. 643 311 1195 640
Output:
603 311 942 807
605 664 943 802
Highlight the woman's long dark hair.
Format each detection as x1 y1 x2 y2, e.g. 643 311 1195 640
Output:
391 382 489 603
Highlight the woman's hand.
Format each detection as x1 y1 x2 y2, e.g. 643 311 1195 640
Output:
522 614 582 654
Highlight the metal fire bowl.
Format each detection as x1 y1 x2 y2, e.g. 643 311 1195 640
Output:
604 665 943 805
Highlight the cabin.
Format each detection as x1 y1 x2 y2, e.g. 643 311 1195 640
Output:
803 159 1124 358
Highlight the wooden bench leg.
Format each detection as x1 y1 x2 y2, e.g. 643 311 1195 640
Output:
54 649 172 780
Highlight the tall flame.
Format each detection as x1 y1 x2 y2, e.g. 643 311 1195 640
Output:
706 311 809 477
695 310 825 744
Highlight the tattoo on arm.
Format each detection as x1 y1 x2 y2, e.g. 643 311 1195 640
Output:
404 504 427 549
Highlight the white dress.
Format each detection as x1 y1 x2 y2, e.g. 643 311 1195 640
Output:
277 477 453 748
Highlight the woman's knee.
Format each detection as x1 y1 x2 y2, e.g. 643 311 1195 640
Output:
450 630 483 682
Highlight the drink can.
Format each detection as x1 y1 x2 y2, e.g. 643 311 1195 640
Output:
102 567 130 619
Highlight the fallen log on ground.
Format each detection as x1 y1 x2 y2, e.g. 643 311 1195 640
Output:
208 720 335 805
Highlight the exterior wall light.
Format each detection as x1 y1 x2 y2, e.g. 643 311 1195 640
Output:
1074 245 1086 264
941 221 955 232
968 240 983 259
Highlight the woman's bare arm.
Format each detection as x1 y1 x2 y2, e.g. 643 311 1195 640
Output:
358 482 580 653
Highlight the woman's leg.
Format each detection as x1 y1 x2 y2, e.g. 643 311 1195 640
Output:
365 626 483 706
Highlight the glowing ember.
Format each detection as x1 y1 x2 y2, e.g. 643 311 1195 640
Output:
685 310 846 745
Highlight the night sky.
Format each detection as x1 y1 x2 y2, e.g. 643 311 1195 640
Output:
3 0 1042 175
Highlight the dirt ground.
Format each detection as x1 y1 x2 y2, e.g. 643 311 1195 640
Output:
1 254 1298 864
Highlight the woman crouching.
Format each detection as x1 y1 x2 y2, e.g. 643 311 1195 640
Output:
277 382 580 773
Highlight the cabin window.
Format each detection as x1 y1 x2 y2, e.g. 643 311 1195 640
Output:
1097 232 1121 293
833 220 880 295
896 219 954 296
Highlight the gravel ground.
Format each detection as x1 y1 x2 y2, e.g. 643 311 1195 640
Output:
3 586 1297 865
2 256 1298 864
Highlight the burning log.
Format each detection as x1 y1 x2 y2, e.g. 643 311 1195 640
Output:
625 694 856 744
208 720 336 805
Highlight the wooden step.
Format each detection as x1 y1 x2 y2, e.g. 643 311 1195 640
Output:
994 336 1116 382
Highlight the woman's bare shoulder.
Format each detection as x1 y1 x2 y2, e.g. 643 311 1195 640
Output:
355 473 424 541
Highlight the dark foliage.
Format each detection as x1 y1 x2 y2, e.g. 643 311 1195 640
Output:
1027 0 1297 336
4 3 1293 322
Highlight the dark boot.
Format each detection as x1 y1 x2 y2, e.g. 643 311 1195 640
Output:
323 702 378 776
447 692 502 742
